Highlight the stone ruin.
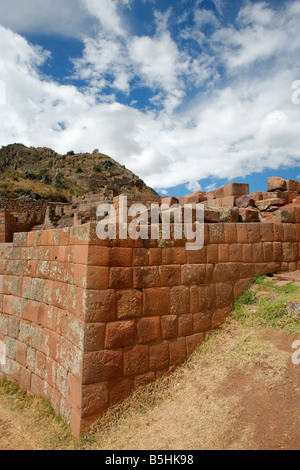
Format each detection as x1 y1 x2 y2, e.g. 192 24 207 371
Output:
0 176 299 437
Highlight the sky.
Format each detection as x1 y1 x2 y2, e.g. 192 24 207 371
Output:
0 0 300 196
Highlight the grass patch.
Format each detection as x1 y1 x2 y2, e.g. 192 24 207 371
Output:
0 379 76 450
233 276 300 334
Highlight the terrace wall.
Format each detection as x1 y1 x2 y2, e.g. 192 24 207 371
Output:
0 215 300 437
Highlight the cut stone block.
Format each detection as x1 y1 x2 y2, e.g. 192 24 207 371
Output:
256 199 285 211
239 208 260 222
267 177 287 192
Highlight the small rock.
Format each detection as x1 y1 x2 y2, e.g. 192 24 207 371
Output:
256 291 270 299
236 194 255 209
286 302 300 316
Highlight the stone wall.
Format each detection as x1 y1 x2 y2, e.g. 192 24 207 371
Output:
0 214 300 438
0 227 86 432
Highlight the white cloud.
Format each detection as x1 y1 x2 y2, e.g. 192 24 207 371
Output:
0 2 300 192
0 0 96 37
186 181 202 193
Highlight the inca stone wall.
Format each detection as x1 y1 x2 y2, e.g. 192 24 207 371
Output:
0 212 300 437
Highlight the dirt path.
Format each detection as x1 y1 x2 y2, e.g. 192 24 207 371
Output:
0 402 38 450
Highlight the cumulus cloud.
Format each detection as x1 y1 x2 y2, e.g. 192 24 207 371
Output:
0 0 96 37
0 1 300 191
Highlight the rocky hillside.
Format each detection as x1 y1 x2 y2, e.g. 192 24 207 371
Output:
0 144 157 202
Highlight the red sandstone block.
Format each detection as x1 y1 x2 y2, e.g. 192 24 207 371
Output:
84 289 116 323
82 350 123 384
289 262 298 272
149 248 162 266
252 243 264 263
123 345 149 376
137 317 161 344
149 342 169 372
73 264 87 288
170 286 190 315
212 307 231 329
178 314 193 337
263 242 273 262
234 279 252 297
283 224 296 242
41 329 59 361
253 263 267 276
246 224 261 244
193 312 212 333
86 266 109 290
208 224 225 244
296 225 300 242
161 247 187 265
132 248 149 267
215 283 234 309
35 351 47 380
190 286 199 313
294 206 300 224
73 245 88 265
214 263 240 283
69 224 90 246
186 333 205 356
116 289 143 320
134 372 155 388
66 373 82 415
274 224 285 242
108 378 133 408
199 285 216 312
260 223 274 242
143 288 170 317
187 247 206 264
30 373 43 396
229 244 243 262
105 321 137 349
282 243 293 262
161 315 178 339
236 224 248 244
292 243 298 262
242 244 253 263
19 366 31 392
218 244 229 262
240 263 255 280
159 265 181 287
133 266 160 289
108 248 133 267
84 323 106 352
225 224 238 244
169 338 187 367
15 341 27 367
273 242 283 262
207 245 218 263
181 264 206 286
110 268 133 289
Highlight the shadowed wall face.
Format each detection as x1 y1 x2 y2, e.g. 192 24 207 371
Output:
0 216 299 438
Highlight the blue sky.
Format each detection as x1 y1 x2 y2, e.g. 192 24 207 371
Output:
0 0 300 196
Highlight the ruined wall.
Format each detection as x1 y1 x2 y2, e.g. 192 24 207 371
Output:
0 227 86 431
0 216 300 438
